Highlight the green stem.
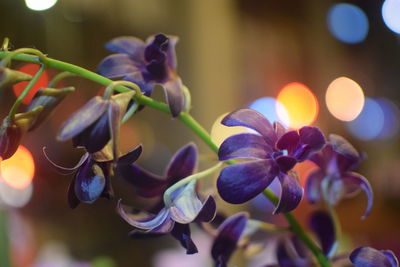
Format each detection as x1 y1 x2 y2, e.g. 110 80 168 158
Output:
0 51 330 266
48 71 77 87
0 210 11 267
0 48 47 67
163 162 222 207
9 64 45 119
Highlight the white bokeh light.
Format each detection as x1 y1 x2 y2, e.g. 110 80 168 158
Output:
382 0 400 34
25 0 58 11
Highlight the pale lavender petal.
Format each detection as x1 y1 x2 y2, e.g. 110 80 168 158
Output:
166 35 178 69
305 169 324 204
58 97 109 141
43 147 89 175
222 109 276 146
161 77 184 117
97 54 139 79
218 133 272 161
217 159 279 204
350 247 394 267
274 171 303 214
309 210 337 257
117 200 170 230
382 250 399 267
166 143 197 182
211 212 248 267
105 36 146 60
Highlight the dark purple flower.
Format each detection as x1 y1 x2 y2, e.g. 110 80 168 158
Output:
57 91 134 153
211 212 249 267
117 181 216 254
350 247 398 267
217 109 325 212
309 210 337 257
44 145 142 208
97 34 185 117
274 236 310 267
306 134 373 218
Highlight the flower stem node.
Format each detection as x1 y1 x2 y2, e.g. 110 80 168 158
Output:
0 66 32 89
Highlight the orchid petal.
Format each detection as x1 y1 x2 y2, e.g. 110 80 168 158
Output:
222 109 276 146
97 54 139 79
169 181 203 224
117 200 170 230
118 145 143 165
217 159 278 204
382 250 399 267
297 126 325 161
350 247 395 267
274 172 303 214
170 224 198 254
309 210 337 257
218 133 272 161
74 161 106 203
275 156 297 173
105 36 146 60
165 35 178 69
166 143 197 182
276 131 299 154
58 96 109 141
305 169 324 204
161 77 184 117
211 212 248 267
43 147 89 175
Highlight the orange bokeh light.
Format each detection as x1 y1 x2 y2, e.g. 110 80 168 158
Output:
13 64 49 105
293 160 318 187
276 82 319 129
0 146 35 189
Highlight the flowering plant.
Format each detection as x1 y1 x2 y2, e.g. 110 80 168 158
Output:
0 34 397 267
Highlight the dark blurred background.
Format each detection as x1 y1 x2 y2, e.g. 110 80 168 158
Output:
0 0 400 266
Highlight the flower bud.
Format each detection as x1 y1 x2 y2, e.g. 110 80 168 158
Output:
0 106 42 160
0 66 32 89
27 87 75 131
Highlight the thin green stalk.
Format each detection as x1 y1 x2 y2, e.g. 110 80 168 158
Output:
0 210 11 267
48 71 77 87
9 64 45 118
0 51 331 266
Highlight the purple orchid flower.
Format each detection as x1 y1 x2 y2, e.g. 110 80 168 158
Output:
44 145 142 208
350 247 398 267
217 109 325 213
211 212 249 267
57 91 134 154
117 181 216 254
306 134 373 219
97 33 185 117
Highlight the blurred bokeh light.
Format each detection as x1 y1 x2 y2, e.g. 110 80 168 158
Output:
210 112 250 147
376 98 400 139
24 0 58 11
346 98 385 140
382 0 400 34
325 77 365 121
248 97 288 127
327 3 369 44
276 82 318 129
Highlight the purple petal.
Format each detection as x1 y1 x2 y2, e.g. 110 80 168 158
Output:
274 171 303 214
58 97 109 141
329 134 360 171
218 133 272 161
276 131 299 154
97 54 139 79
123 73 154 96
305 169 324 204
166 143 197 183
170 224 198 254
43 148 89 175
330 173 373 219
74 160 106 203
217 159 279 204
222 109 276 146
382 251 399 267
117 200 170 230
161 77 184 117
309 210 337 257
194 195 217 222
276 237 309 267
105 36 145 60
350 247 394 267
211 212 248 267
168 181 204 224
117 164 166 198
275 156 297 173
118 145 143 165
273 121 286 139
296 126 325 161
165 35 178 69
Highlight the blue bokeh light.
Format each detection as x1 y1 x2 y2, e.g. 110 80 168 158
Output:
327 3 369 44
376 98 400 139
248 97 287 126
382 0 400 34
347 98 385 141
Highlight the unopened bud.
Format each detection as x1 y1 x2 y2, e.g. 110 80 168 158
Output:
0 66 32 89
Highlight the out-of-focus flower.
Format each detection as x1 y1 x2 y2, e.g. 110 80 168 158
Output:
117 181 216 254
97 34 185 117
217 109 325 213
306 134 373 218
57 91 134 153
27 87 75 131
211 212 249 267
0 107 42 160
350 246 398 267
0 66 32 89
44 145 142 208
